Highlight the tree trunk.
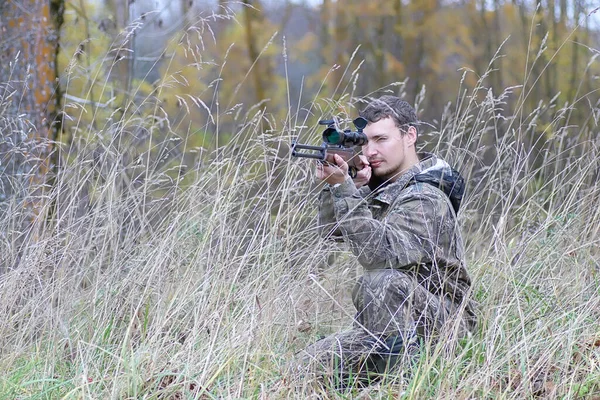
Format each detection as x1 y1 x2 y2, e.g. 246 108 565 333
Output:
392 0 404 74
480 0 493 82
568 0 580 102
533 0 546 106
106 0 133 114
548 0 557 97
374 15 387 89
242 0 266 106
492 0 503 92
332 0 349 96
320 0 331 68
559 0 567 26
0 0 64 220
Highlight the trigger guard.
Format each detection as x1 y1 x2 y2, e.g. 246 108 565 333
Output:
348 167 357 179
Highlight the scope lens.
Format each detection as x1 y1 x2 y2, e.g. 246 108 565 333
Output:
323 128 342 144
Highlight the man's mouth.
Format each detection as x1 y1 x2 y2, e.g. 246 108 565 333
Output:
369 160 383 168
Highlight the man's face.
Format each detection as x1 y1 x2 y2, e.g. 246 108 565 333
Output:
361 117 417 181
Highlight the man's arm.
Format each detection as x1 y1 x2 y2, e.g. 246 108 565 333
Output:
317 185 343 239
317 154 371 240
330 180 448 270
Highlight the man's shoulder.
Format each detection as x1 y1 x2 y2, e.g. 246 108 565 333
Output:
387 181 454 215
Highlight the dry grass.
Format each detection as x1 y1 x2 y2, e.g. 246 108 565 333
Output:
1 11 600 400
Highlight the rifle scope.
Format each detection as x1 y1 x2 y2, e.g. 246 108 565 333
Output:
320 117 368 147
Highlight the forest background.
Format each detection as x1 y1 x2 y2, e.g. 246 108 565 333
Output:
1 0 600 398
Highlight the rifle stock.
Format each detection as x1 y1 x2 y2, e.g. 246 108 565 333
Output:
291 141 362 178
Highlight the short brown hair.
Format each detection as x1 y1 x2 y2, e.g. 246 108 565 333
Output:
359 95 418 135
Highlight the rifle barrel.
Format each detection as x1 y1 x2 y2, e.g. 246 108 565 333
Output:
291 141 326 160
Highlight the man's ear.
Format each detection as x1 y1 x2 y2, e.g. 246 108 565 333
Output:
405 126 417 147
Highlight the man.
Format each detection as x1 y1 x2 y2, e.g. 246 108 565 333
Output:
292 95 476 390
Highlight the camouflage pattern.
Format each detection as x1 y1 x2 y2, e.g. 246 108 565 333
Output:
318 152 476 333
290 326 418 391
291 153 476 389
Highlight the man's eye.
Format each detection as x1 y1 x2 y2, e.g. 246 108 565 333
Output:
377 137 387 142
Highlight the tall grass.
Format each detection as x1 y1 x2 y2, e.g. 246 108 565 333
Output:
1 14 600 400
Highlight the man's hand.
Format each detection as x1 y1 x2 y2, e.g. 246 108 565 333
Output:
316 154 349 185
353 155 371 188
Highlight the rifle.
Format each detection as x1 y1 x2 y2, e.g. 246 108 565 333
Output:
291 117 368 178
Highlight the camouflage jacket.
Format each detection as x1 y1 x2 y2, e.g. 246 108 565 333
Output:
318 152 476 332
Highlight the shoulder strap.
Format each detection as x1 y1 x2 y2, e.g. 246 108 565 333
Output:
405 178 460 218
408 169 464 214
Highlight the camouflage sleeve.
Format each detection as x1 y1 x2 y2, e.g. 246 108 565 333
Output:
318 179 369 240
317 185 342 239
330 179 447 270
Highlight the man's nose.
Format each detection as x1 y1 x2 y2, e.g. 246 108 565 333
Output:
363 144 376 157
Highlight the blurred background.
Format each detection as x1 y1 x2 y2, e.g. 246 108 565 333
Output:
2 0 599 172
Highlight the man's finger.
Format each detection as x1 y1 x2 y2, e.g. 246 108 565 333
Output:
358 155 370 168
323 154 335 164
334 154 347 167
